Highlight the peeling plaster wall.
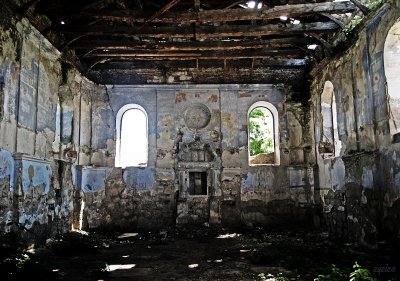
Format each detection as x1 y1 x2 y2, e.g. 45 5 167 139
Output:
8 1 400 244
76 84 316 230
0 11 101 243
311 1 400 245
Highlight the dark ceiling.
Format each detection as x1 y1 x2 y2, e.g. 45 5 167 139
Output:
8 0 367 85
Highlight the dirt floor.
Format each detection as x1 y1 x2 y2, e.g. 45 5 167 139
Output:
2 226 400 281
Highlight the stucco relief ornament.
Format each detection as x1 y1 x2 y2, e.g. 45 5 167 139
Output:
184 103 211 129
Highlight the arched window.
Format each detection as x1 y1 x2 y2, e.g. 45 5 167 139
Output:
248 101 280 165
115 104 148 168
384 18 400 136
320 81 341 157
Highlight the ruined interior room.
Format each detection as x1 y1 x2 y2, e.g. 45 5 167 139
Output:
0 0 400 280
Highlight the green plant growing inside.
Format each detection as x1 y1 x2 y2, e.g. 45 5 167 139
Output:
365 0 384 10
350 262 378 281
314 264 348 281
249 107 274 156
344 0 384 34
313 262 378 281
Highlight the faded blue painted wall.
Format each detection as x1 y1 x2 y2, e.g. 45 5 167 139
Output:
81 166 113 192
92 108 115 149
0 149 15 189
61 111 73 144
123 167 155 190
20 159 52 193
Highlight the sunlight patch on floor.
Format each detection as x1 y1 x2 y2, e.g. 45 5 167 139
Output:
217 233 241 239
106 264 136 271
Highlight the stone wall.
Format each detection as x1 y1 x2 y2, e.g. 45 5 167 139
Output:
0 11 101 243
75 84 316 231
311 1 400 245
5 0 400 246
0 11 317 238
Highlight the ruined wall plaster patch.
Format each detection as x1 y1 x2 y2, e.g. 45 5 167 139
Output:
0 149 14 189
175 92 186 103
361 167 374 189
81 167 112 192
289 167 306 187
241 172 255 188
209 95 218 103
332 158 345 191
394 172 400 191
21 160 51 193
123 167 155 190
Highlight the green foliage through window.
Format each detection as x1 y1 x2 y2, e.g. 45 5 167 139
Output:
249 107 274 156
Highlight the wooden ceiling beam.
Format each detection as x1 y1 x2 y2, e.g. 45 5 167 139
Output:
112 58 307 66
61 21 338 42
89 57 308 67
138 0 182 29
84 56 308 72
58 1 355 23
349 0 369 15
321 12 345 29
70 37 317 51
82 48 308 59
80 0 113 11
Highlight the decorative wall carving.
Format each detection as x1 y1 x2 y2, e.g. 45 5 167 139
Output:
178 135 214 162
184 103 211 129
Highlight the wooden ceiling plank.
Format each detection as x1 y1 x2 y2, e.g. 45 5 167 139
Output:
70 37 317 51
81 0 113 11
82 48 308 59
90 58 307 67
85 57 308 67
61 21 338 39
139 0 183 29
321 12 345 29
349 0 369 15
63 1 356 23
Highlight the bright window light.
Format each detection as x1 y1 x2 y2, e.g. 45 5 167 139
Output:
115 104 148 168
257 2 263 9
247 1 256 8
120 109 147 167
280 16 288 21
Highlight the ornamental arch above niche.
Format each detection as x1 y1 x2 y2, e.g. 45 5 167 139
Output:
184 103 211 129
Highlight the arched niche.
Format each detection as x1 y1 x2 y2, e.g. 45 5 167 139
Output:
384 18 400 136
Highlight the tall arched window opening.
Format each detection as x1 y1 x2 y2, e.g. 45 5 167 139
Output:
115 104 148 168
384 18 400 136
248 101 280 165
320 81 341 157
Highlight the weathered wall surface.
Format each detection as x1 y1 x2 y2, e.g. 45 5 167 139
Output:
75 84 316 231
311 1 400 245
0 11 102 243
1 7 317 238
5 0 400 246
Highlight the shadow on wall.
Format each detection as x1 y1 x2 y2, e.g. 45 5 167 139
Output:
221 199 316 230
322 182 400 246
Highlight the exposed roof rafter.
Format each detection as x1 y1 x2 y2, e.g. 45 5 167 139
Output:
8 0 368 85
